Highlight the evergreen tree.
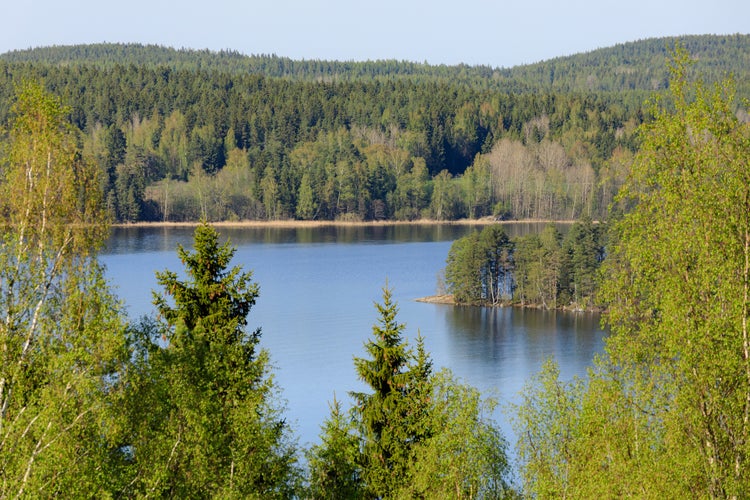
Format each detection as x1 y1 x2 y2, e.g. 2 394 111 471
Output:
560 216 604 307
445 225 515 305
127 223 300 498
479 224 515 305
513 224 563 308
445 231 485 304
351 286 421 498
312 286 514 498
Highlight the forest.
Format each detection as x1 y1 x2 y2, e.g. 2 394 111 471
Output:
0 35 746 223
2 41 750 497
0 82 514 497
3 34 748 93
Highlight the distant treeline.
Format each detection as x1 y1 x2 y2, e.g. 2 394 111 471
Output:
3 34 749 93
0 36 746 223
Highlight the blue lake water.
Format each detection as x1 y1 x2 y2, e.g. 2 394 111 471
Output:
101 223 606 451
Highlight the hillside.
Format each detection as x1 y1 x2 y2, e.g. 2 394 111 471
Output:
0 36 746 224
2 34 748 93
499 34 750 92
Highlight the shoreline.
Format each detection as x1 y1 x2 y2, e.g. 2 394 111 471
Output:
111 218 579 229
414 294 457 305
415 294 603 313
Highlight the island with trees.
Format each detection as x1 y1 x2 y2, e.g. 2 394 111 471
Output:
436 217 604 310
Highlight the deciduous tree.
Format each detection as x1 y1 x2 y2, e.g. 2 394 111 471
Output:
0 82 128 496
515 48 750 498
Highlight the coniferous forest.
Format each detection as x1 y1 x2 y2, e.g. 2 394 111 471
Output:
2 38 750 497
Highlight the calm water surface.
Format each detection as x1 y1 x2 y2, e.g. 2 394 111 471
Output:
102 224 605 449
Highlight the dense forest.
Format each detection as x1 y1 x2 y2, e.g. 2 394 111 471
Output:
3 34 749 93
0 35 747 223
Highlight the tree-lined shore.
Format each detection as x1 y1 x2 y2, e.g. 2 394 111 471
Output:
1 36 747 225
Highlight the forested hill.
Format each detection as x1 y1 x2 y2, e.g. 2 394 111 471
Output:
0 37 747 224
2 34 749 92
499 34 750 92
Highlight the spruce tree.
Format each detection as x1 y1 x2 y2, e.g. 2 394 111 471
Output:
350 286 428 498
128 223 299 498
560 216 604 307
312 286 513 498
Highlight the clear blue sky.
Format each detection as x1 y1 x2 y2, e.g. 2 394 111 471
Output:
4 0 748 68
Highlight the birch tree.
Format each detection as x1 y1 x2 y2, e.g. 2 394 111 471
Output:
516 49 750 498
0 83 128 496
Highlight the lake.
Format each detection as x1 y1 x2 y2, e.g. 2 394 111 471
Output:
101 223 606 450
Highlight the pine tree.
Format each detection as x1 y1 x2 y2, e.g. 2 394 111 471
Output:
445 225 515 305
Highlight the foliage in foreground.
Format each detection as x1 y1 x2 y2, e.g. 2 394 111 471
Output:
0 80 513 496
0 83 130 496
307 287 514 499
514 49 750 498
125 223 301 497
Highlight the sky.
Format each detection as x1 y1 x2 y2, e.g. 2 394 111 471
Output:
3 0 748 68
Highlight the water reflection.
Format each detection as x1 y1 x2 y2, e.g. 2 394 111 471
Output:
106 222 573 254
442 305 604 391
101 222 600 450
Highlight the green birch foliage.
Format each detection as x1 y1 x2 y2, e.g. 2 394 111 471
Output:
600 49 750 497
0 83 128 496
515 48 750 498
402 369 512 500
513 360 586 498
513 359 681 498
127 223 300 498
